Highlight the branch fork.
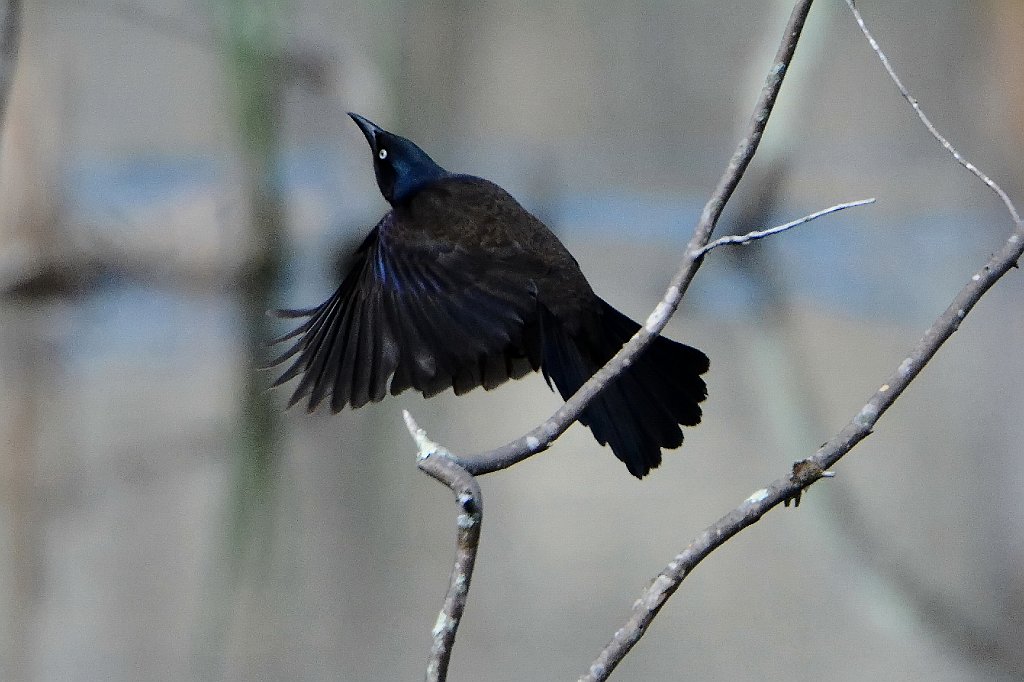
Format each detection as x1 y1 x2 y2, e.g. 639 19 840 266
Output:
405 0 1024 679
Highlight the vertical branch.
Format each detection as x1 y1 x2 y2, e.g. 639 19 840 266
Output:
405 412 482 682
421 458 482 682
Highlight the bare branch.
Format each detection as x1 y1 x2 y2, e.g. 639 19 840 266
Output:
694 198 875 257
405 411 483 682
844 0 1022 229
443 0 818 476
415 1 1024 678
582 215 1024 682
580 463 812 682
415 2 817 673
582 7 1024 680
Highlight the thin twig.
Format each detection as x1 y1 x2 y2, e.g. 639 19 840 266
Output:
844 0 1022 229
581 7 1024 681
405 411 483 682
694 198 875 257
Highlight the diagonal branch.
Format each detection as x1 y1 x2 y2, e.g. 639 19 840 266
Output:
581 212 1024 682
581 5 1024 680
444 0 819 475
411 1 819 679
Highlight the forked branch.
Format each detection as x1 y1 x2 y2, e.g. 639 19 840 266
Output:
410 1 820 679
405 412 483 682
580 3 1023 679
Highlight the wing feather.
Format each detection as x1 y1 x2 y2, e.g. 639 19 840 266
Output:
269 221 541 411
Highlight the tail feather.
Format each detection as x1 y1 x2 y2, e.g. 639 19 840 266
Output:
540 298 708 478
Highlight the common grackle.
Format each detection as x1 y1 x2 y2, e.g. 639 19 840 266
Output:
269 113 709 477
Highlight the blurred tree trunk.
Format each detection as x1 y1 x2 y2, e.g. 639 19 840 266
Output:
0 5 39 681
0 2 63 293
203 0 288 677
0 0 21 124
0 313 45 682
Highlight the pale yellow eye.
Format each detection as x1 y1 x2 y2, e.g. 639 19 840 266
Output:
378 148 388 160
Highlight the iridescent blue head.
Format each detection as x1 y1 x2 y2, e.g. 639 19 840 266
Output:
348 113 450 206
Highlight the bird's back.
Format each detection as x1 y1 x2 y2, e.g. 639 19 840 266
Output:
390 175 597 324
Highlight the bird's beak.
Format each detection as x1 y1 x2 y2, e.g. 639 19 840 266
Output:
348 112 382 149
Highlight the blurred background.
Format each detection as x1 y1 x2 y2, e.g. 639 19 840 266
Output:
0 0 1022 680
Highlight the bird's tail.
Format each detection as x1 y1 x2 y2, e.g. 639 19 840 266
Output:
540 298 709 478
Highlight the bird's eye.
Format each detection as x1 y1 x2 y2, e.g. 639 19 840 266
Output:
378 148 388 160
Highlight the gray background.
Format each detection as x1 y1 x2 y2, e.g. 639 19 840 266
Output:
0 1 1022 680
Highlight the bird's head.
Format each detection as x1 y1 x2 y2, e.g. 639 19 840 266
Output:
348 113 449 205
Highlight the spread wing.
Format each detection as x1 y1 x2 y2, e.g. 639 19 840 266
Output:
268 220 543 411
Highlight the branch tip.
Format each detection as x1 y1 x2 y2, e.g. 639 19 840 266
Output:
403 409 454 462
844 0 1022 228
696 198 875 258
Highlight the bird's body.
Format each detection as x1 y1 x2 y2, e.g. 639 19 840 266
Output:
271 114 709 477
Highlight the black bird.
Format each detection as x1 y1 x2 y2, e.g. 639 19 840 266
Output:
270 113 709 477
